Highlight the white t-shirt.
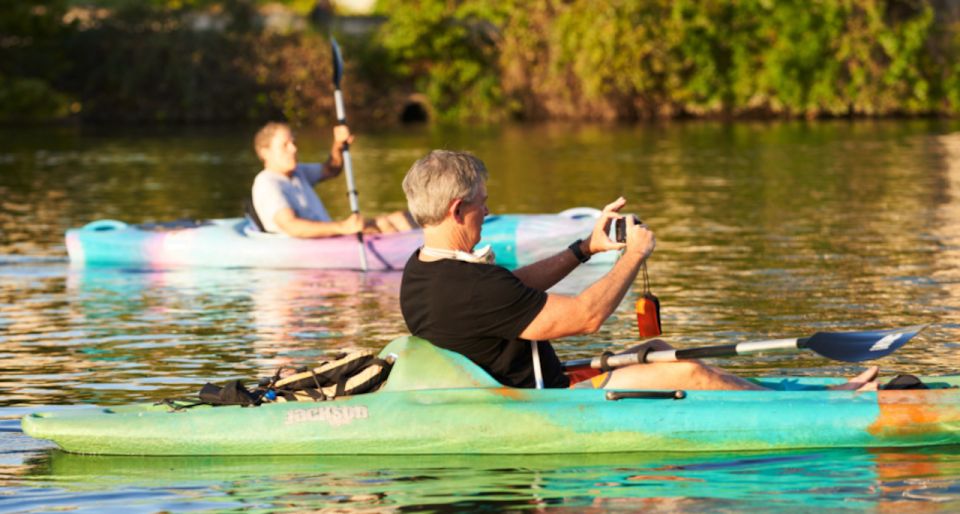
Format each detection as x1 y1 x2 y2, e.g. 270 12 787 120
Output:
252 163 332 234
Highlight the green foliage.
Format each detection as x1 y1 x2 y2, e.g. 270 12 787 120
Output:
57 2 343 124
377 0 960 121
4 0 960 124
0 76 72 122
947 22 960 110
375 0 509 122
63 6 257 123
0 0 348 124
0 0 76 122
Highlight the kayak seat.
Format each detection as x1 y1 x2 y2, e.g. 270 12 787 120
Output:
377 336 502 392
558 207 602 220
81 219 128 231
136 219 213 231
244 196 267 233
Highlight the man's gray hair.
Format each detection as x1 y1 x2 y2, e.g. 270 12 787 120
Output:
402 150 488 226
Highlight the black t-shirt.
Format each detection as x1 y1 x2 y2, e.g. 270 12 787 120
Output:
400 251 571 388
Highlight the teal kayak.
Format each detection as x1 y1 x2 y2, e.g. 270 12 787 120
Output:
64 208 615 270
22 337 960 455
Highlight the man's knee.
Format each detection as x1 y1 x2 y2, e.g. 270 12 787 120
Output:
663 360 713 383
621 339 674 355
644 338 674 351
389 211 415 231
400 210 418 229
375 217 391 233
605 360 706 390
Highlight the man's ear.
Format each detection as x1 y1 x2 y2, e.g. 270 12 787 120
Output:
449 198 464 222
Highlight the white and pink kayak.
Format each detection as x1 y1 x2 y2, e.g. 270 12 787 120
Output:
65 208 616 270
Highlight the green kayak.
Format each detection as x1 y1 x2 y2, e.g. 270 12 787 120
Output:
21 337 960 455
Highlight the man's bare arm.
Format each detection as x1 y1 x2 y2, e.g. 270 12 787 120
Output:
519 218 653 341
514 197 626 291
274 208 363 238
319 124 352 181
512 240 586 291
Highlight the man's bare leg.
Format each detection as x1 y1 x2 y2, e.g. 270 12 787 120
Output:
604 360 768 391
827 366 879 391
602 341 880 392
605 339 766 391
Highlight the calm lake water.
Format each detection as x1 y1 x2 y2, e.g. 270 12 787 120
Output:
2 120 960 512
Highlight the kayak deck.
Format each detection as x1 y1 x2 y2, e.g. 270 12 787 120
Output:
22 337 960 455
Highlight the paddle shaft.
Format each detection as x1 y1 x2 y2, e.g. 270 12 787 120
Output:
564 338 807 370
333 91 361 215
562 324 924 371
332 41 368 271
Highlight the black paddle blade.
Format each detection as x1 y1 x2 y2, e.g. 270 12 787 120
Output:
331 37 344 88
804 324 927 362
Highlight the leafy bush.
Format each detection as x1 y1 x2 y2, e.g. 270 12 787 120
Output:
0 0 76 122
0 76 73 122
377 0 960 121
4 0 960 124
59 3 333 124
375 0 509 122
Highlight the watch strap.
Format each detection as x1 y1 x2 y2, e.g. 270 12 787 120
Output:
568 239 590 263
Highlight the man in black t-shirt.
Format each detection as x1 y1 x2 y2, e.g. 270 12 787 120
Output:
399 150 879 391
402 248 564 388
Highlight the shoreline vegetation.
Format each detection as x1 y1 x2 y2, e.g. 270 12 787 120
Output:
3 0 960 126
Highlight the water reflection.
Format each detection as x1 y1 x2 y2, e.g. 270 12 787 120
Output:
932 132 960 331
61 267 409 402
4 121 960 511
1 446 957 513
0 260 624 407
246 270 405 369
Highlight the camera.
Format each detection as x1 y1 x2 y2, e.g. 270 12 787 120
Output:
615 215 642 243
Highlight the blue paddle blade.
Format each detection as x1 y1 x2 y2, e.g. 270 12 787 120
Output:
331 37 344 87
804 324 927 362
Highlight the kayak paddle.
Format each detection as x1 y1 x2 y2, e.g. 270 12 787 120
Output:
331 37 368 271
563 324 927 370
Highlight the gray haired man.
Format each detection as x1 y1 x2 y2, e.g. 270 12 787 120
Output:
398 150 882 390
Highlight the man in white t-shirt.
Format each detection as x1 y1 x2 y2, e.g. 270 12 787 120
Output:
251 122 414 237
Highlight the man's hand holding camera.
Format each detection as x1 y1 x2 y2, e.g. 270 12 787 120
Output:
620 212 655 262
583 197 655 262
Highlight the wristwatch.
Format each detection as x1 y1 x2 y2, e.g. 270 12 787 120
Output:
568 239 590 263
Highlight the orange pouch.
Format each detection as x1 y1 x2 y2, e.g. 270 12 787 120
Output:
636 293 662 337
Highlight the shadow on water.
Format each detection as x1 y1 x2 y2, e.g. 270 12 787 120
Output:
1 446 958 513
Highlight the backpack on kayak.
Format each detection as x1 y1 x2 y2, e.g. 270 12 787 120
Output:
191 350 392 408
265 350 392 402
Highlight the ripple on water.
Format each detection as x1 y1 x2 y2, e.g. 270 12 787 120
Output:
3 122 960 511
0 446 957 512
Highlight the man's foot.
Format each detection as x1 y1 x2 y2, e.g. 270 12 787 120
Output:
829 365 880 391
